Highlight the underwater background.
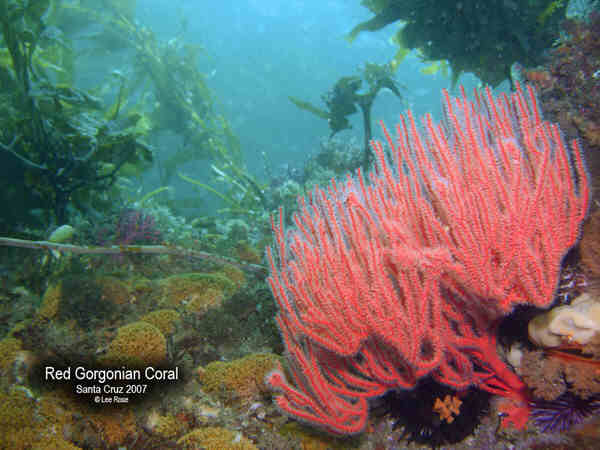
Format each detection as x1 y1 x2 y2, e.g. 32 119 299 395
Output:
1 0 600 448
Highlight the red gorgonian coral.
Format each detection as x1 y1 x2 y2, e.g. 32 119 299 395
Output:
266 84 589 434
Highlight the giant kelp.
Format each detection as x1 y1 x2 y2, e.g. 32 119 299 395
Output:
350 0 568 86
0 0 244 229
290 62 403 168
0 0 152 227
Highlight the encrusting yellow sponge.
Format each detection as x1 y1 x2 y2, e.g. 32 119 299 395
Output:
528 293 600 347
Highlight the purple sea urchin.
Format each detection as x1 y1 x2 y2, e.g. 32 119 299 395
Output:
375 378 490 448
530 392 600 433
